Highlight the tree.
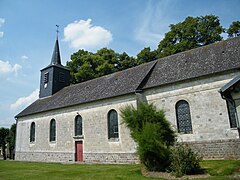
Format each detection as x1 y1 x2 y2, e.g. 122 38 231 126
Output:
136 47 157 64
157 15 224 58
121 102 176 171
67 48 137 84
0 127 9 160
227 21 240 37
7 124 16 159
117 52 138 71
67 49 95 84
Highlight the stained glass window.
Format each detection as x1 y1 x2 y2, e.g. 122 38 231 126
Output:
108 110 119 139
75 115 83 136
30 122 35 142
50 119 56 142
176 100 192 134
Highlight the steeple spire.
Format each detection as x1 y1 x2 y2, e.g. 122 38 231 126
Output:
50 25 61 65
39 26 70 98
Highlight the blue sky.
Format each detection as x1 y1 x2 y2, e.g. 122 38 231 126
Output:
0 0 240 128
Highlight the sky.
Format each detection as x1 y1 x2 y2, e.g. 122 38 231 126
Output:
0 0 240 128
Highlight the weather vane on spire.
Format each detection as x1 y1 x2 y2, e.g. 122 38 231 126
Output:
56 25 59 39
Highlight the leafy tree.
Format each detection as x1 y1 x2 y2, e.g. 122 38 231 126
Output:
0 127 9 160
157 15 224 58
7 124 16 159
121 102 176 171
67 48 137 84
136 47 157 64
227 21 240 37
117 52 138 71
67 50 95 83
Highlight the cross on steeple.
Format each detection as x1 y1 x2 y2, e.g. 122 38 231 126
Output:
56 25 59 40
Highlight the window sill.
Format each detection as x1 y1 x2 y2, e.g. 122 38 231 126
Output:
108 138 119 142
73 135 84 139
178 131 193 135
228 127 239 130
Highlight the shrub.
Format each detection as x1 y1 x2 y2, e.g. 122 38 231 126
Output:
121 102 176 171
170 143 202 177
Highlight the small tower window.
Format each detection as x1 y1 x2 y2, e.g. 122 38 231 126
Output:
59 72 65 82
44 72 49 83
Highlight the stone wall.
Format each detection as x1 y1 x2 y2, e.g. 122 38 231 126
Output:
15 151 74 162
84 153 139 164
145 72 240 142
15 94 138 163
184 139 240 160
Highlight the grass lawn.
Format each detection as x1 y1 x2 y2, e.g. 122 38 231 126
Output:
0 160 239 180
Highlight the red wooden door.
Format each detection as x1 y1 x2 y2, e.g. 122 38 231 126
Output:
75 141 83 162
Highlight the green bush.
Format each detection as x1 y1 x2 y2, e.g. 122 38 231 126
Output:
121 102 176 171
170 143 202 177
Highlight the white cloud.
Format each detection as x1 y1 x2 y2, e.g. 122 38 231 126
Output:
63 19 112 51
21 55 28 60
0 32 3 38
0 60 22 76
21 55 29 62
10 89 39 110
0 18 5 27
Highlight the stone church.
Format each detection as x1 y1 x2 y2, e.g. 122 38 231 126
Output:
15 36 240 163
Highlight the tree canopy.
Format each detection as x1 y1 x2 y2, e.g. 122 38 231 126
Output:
0 127 9 160
227 21 240 38
157 15 224 58
0 124 16 160
67 48 138 84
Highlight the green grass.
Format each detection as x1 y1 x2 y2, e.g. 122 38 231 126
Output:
0 160 239 180
0 161 156 180
200 160 240 176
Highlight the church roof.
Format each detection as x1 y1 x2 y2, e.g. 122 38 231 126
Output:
15 37 240 118
143 36 240 89
16 61 156 118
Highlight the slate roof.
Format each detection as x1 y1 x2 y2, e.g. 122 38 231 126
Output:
16 61 156 118
143 36 240 89
16 37 240 118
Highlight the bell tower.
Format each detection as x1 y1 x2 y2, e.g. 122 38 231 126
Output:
39 27 70 98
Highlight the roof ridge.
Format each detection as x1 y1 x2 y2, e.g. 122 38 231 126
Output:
157 36 240 61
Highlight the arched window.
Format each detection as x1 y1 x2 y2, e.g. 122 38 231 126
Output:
75 115 82 136
50 119 56 142
176 100 192 134
30 122 35 142
108 109 119 139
